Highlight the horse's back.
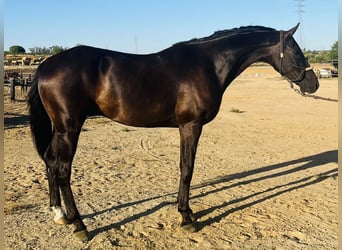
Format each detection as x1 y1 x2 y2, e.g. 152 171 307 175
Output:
35 46 180 126
36 45 222 128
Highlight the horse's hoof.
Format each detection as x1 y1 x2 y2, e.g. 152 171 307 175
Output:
181 223 197 233
54 216 67 225
52 206 68 225
73 230 89 242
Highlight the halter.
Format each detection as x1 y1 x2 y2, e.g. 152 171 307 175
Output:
279 31 313 95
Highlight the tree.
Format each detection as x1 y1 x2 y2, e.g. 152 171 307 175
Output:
329 41 338 60
29 46 50 54
9 45 25 54
49 45 67 54
28 45 68 55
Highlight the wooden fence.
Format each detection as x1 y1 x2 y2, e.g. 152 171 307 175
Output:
4 74 33 101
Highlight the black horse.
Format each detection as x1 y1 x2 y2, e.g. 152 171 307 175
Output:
27 24 318 241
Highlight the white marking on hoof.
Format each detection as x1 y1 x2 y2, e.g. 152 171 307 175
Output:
51 206 67 225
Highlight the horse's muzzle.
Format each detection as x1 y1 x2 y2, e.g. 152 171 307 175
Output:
300 71 319 94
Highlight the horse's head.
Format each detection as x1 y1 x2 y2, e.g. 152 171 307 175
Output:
277 24 319 94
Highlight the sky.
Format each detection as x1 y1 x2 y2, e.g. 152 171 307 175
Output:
4 0 338 54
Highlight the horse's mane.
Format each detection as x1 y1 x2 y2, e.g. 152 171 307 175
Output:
174 26 277 46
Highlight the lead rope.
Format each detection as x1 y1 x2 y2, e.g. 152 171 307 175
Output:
289 80 306 96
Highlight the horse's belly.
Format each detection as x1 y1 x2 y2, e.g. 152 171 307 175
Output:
103 102 177 127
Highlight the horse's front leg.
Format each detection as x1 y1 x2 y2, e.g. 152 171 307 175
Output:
177 122 202 229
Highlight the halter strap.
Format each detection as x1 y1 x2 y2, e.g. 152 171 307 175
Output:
278 30 313 83
279 30 284 59
279 31 284 75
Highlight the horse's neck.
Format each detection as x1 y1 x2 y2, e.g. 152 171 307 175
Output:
211 35 277 91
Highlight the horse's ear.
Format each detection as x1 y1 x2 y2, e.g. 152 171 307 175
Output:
285 23 300 38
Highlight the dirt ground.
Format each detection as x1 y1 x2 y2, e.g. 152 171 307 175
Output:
4 66 338 249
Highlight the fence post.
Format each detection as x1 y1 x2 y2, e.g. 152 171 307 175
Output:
10 78 15 101
25 78 29 92
20 79 25 95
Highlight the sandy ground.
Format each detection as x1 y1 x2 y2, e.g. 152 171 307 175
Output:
4 66 338 249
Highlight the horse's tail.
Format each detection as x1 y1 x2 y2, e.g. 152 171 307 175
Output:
27 69 53 159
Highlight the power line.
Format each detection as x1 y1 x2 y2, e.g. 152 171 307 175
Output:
295 0 305 48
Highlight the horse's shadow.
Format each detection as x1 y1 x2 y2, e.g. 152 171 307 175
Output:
85 150 337 239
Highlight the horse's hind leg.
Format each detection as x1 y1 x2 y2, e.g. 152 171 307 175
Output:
44 132 67 225
44 115 88 241
56 127 89 241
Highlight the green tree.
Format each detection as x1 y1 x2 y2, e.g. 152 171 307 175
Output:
9 45 25 54
49 45 67 54
29 45 68 55
329 41 338 60
29 46 51 54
